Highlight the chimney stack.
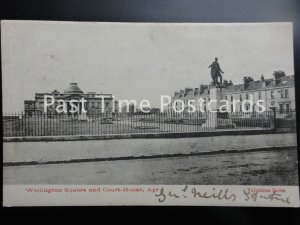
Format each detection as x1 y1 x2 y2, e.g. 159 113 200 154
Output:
179 89 184 97
243 76 254 89
273 70 286 85
199 84 208 94
261 75 266 87
200 84 204 94
184 87 193 94
223 79 229 87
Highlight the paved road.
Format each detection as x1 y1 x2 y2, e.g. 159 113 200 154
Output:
3 148 298 185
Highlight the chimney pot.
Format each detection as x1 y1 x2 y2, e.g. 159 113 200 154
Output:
243 76 253 88
273 71 286 85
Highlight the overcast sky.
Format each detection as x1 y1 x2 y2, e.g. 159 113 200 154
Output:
1 21 294 112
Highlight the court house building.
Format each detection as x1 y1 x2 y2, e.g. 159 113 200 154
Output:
24 83 116 115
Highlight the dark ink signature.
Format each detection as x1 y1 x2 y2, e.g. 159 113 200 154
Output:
154 185 236 203
154 186 291 205
243 189 290 204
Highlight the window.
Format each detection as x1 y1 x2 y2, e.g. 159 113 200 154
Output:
258 92 262 100
279 104 284 114
246 93 249 100
231 95 233 101
270 90 274 99
285 89 289 98
281 90 284 99
240 94 242 101
286 104 290 114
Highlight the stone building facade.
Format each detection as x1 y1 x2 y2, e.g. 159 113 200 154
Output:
24 83 117 115
167 71 295 115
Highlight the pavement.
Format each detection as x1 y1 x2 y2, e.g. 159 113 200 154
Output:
3 148 298 185
4 133 297 164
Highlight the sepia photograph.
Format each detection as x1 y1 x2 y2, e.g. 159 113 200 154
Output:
2 20 299 206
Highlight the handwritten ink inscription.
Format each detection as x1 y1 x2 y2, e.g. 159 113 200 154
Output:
243 189 290 204
155 185 236 203
154 185 290 205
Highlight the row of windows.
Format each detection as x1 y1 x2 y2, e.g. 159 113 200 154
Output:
174 89 291 104
279 103 290 114
225 89 289 101
36 101 111 107
166 101 293 114
172 88 290 106
168 103 291 113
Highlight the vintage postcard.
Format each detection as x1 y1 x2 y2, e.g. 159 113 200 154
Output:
2 20 299 206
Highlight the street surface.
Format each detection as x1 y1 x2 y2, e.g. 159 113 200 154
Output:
4 148 298 185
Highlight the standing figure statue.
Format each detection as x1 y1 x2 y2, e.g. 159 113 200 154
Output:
209 57 224 86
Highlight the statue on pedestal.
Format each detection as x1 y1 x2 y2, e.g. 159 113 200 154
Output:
209 57 224 87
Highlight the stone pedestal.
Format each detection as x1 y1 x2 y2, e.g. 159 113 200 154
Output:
206 87 221 128
203 87 235 129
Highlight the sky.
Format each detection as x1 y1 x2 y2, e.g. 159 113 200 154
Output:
1 21 294 112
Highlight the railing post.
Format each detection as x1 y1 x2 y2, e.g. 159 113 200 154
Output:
270 107 276 132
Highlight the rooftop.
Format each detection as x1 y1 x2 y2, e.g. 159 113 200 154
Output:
173 74 294 98
64 83 83 94
224 75 294 94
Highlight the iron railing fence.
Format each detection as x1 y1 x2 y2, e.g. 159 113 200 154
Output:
273 109 297 132
2 111 276 137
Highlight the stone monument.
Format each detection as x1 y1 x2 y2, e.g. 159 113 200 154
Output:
203 58 236 129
